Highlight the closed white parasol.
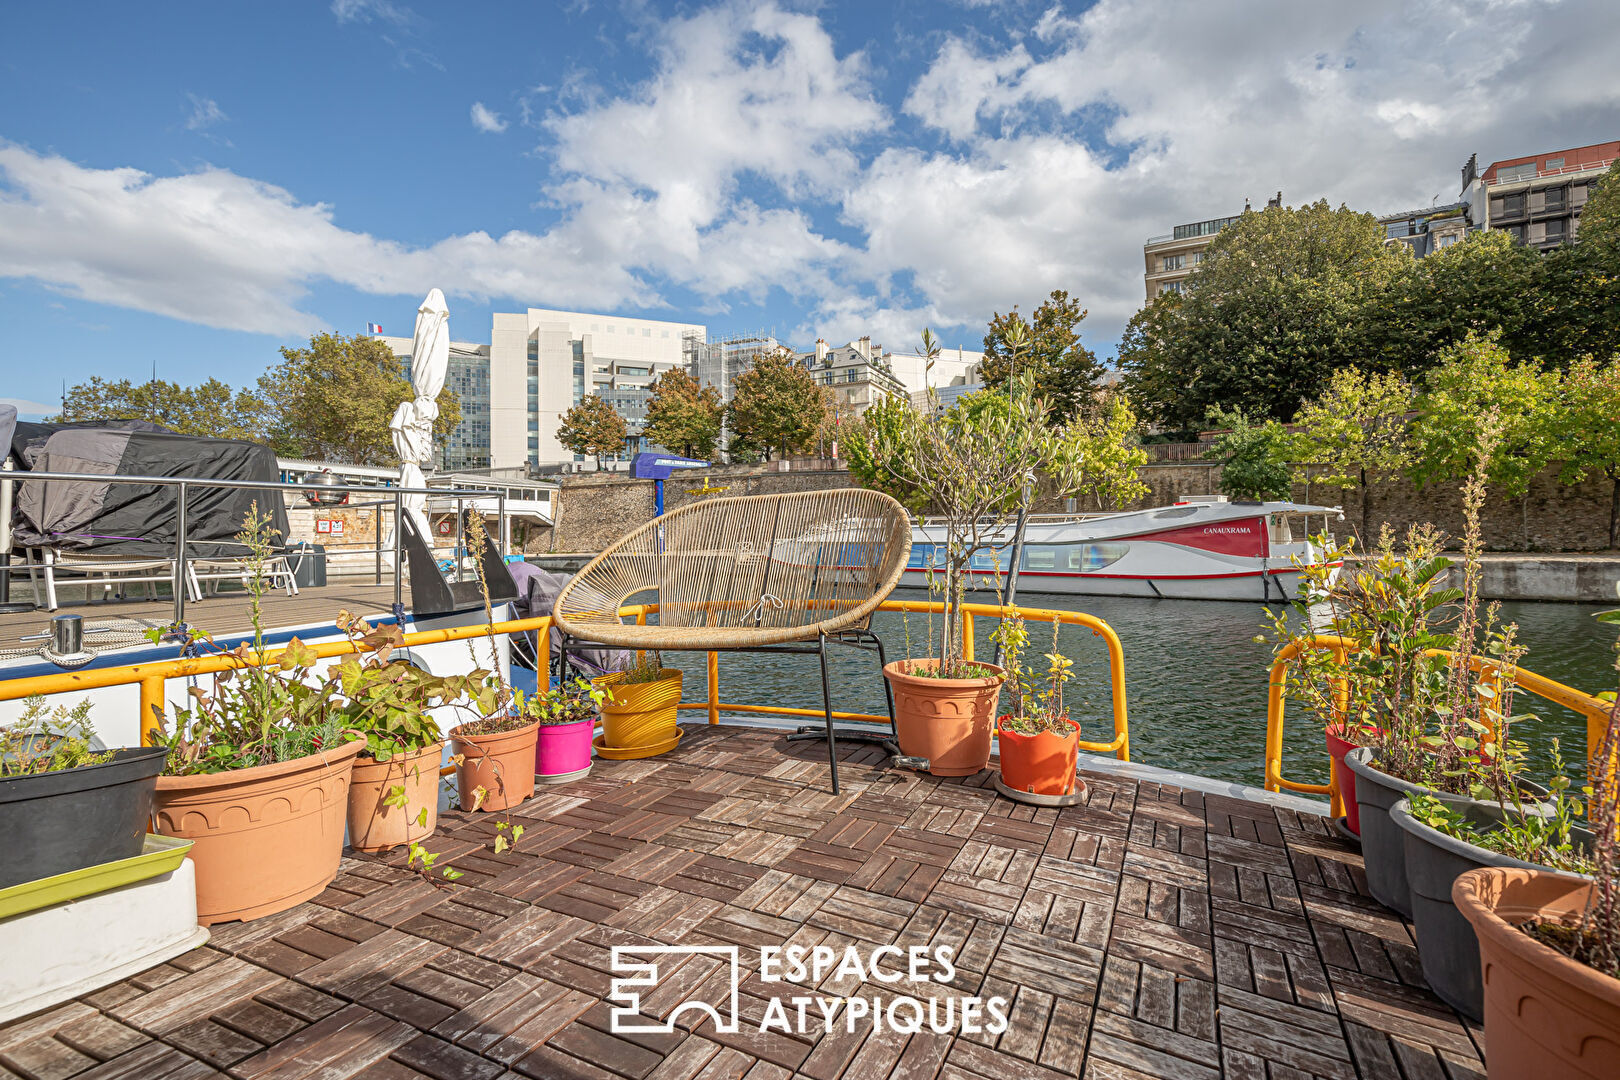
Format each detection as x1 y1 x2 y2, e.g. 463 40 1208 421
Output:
390 288 449 544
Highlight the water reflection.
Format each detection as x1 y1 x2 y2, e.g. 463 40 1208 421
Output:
654 589 1617 789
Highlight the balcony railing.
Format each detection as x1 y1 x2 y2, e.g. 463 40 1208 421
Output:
1484 157 1614 186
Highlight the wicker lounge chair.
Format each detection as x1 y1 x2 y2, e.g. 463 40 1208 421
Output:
552 489 913 792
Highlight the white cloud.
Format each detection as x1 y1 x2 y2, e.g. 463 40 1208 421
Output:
184 94 227 132
6 0 1620 355
470 102 507 134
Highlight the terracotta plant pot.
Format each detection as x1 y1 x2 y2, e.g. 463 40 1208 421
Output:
1325 725 1369 835
997 717 1081 796
450 719 539 812
1453 867 1620 1080
884 660 1005 777
346 741 444 853
536 719 594 783
595 671 682 756
152 739 364 925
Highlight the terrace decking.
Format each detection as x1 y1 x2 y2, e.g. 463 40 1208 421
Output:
0 725 1486 1080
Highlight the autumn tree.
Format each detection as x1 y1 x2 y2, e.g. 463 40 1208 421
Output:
1577 163 1620 246
979 290 1106 423
1554 355 1620 548
259 334 460 465
727 348 827 460
557 395 628 468
1120 200 1409 428
1292 368 1414 541
56 376 267 440
643 368 723 459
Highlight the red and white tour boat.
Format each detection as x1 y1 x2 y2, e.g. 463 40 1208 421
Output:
903 497 1343 602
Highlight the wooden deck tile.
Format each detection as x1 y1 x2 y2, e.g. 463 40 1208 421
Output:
0 724 1500 1080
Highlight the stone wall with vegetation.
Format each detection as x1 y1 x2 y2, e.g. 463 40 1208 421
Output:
553 458 1617 554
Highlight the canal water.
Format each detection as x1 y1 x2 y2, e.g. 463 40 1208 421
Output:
657 589 1617 791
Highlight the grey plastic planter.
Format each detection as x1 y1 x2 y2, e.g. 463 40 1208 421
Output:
1391 797 1591 1022
1342 748 1548 917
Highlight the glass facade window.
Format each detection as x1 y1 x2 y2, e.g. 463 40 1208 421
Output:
434 348 493 471
1173 215 1239 240
1498 162 1537 183
1161 254 1185 271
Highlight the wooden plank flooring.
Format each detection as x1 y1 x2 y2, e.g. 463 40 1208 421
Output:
0 725 1487 1079
0 583 407 651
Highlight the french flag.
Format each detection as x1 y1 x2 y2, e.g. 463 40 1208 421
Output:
367 322 383 335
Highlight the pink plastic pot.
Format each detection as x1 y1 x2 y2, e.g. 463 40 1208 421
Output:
535 719 595 783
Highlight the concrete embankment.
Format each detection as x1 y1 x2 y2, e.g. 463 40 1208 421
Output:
1349 552 1620 603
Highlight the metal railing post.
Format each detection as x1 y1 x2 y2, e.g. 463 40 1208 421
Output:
498 490 508 557
374 501 383 586
393 489 404 613
172 481 188 626
454 496 465 583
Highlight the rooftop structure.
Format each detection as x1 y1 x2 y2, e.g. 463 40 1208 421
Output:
1462 142 1617 251
1143 194 1280 302
1374 201 1473 258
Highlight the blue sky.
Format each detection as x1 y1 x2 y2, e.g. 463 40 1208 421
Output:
4 0 1618 418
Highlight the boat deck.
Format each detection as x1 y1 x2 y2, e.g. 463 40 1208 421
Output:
0 583 408 653
0 725 1486 1079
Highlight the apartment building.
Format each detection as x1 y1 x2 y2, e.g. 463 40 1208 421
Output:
1461 142 1618 251
1374 201 1473 257
1142 194 1280 302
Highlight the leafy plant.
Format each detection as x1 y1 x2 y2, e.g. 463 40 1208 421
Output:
992 613 1079 737
0 697 110 777
525 677 605 725
1204 405 1296 502
327 612 476 760
615 650 678 686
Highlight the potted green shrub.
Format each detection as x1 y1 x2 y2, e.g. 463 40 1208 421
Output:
330 614 476 852
148 507 366 925
1453 607 1620 1079
1392 765 1593 1021
992 611 1082 797
0 697 167 889
530 676 602 782
851 345 1147 777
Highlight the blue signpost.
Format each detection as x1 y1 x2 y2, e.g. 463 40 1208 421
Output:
630 453 710 517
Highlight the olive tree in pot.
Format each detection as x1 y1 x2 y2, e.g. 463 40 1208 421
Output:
850 341 1146 777
1453 608 1620 1079
0 697 167 889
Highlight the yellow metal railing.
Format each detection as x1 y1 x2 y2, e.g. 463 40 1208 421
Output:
0 599 1132 762
1266 633 1614 815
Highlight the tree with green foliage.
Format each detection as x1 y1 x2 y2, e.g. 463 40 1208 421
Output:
979 290 1106 423
556 394 628 469
1355 229 1545 378
259 333 460 465
849 365 1146 672
1292 368 1414 541
1407 333 1559 497
1120 199 1410 428
56 376 267 440
1578 164 1620 246
727 347 827 460
1554 355 1620 548
1203 406 1297 502
643 368 723 459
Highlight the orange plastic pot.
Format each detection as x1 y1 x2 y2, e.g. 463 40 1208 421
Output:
1325 725 1371 834
997 716 1080 796
152 738 364 925
1453 867 1620 1079
347 741 444 852
883 660 1004 777
450 719 539 812
594 670 682 756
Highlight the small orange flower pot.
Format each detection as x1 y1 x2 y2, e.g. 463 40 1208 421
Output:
347 741 444 852
997 717 1081 796
450 719 539 812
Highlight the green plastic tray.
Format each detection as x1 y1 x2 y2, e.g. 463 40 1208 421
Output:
0 834 193 920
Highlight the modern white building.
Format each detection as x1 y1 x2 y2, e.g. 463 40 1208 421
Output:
385 308 704 472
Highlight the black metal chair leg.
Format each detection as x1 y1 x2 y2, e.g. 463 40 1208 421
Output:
867 630 897 740
819 632 839 795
